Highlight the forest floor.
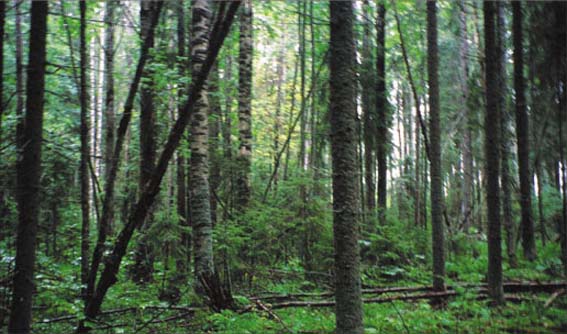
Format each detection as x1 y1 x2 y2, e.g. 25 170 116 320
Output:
18 241 567 333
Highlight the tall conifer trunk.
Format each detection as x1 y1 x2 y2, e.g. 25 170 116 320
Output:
329 1 363 332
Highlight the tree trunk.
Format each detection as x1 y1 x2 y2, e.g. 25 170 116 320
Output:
535 158 546 246
222 54 233 215
8 2 48 333
0 0 4 146
209 63 221 225
427 1 445 293
273 33 286 195
497 3 517 268
484 1 504 305
362 0 375 224
376 2 387 224
15 0 24 150
176 0 189 276
329 2 363 333
458 0 473 232
103 0 115 215
190 0 214 282
79 0 91 301
133 0 160 284
512 1 537 262
237 0 253 208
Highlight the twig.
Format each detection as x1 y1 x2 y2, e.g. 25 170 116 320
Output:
544 289 565 308
254 300 293 333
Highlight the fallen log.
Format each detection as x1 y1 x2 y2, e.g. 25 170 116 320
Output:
251 281 567 302
39 305 202 324
265 291 458 310
262 291 535 311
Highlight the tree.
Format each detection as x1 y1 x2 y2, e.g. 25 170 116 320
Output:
458 0 473 231
512 1 537 262
362 0 376 223
103 0 116 197
484 0 504 305
329 1 363 333
497 2 517 268
190 0 214 282
237 0 253 208
8 2 49 332
376 1 388 223
133 0 160 284
427 0 445 293
79 0 91 301
176 0 189 276
0 0 5 146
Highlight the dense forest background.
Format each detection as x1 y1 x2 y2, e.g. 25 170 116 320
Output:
0 0 566 333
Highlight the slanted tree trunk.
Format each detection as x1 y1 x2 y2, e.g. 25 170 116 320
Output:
484 1 504 305
329 2 363 333
85 1 163 308
427 1 445 293
79 0 91 301
80 3 240 326
512 1 537 262
190 0 214 284
376 2 387 224
497 3 517 268
237 0 253 208
8 2 48 332
273 33 286 194
132 0 160 284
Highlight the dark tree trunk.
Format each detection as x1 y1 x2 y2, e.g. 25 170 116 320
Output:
79 0 91 301
329 2 363 333
133 0 160 284
103 0 115 211
427 1 445 293
484 0 504 305
236 0 253 208
376 2 387 224
8 2 48 333
512 1 537 262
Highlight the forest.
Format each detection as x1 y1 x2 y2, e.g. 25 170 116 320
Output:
0 0 566 333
